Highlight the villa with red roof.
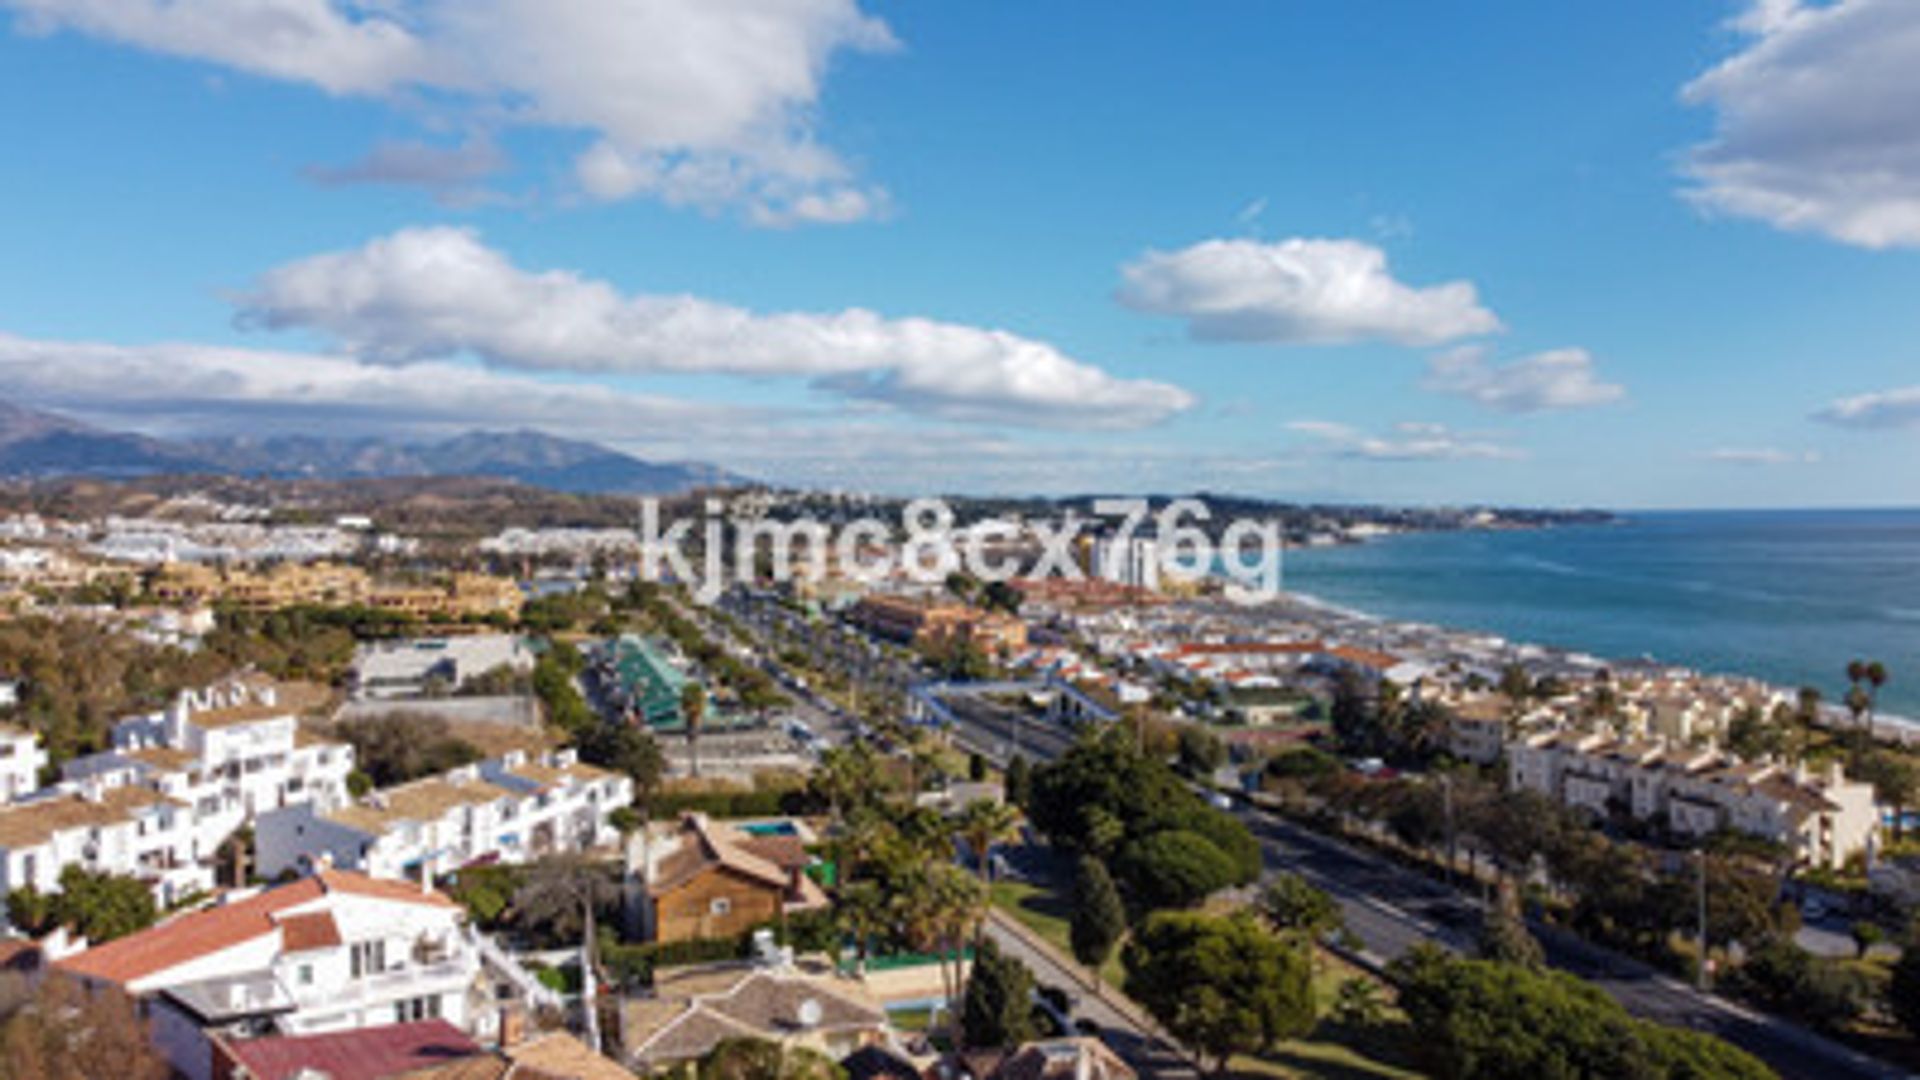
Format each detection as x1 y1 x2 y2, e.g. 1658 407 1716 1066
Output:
57 868 496 1080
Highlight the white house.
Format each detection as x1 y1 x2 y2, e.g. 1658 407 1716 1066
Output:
0 723 46 805
256 748 631 882
57 869 493 1080
0 679 19 710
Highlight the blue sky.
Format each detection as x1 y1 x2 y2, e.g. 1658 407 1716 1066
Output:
2 0 1918 508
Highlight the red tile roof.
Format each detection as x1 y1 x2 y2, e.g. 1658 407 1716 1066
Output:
220 1019 482 1080
58 870 456 986
277 910 342 953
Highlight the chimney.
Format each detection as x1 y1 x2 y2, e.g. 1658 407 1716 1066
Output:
1075 1045 1093 1080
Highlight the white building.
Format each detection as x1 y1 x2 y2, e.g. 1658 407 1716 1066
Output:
256 748 631 882
1094 535 1160 591
0 783 203 906
351 634 534 699
57 869 495 1080
1508 730 1879 869
0 722 45 804
63 678 354 856
0 679 19 710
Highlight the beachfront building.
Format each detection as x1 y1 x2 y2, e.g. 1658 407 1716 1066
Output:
1435 691 1562 766
56 870 491 1080
850 594 1029 656
255 748 632 881
1507 730 1879 868
0 722 45 804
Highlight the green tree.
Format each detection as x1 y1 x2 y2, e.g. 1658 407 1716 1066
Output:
1176 724 1227 778
1890 938 1920 1036
1070 855 1126 987
49 867 157 944
681 682 708 777
953 798 1022 886
1850 920 1885 959
1124 912 1314 1074
1256 872 1343 939
694 1037 846 1080
959 937 1037 1050
1117 829 1239 910
1476 892 1544 970
1004 754 1033 809
1391 945 1772 1080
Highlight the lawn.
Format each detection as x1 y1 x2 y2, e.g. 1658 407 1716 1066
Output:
989 877 1126 986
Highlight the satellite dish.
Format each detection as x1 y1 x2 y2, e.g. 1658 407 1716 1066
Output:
797 998 823 1029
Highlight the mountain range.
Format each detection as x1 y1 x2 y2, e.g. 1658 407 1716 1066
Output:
0 401 737 494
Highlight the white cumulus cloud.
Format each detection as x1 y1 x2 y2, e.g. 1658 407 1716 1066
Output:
1116 237 1501 347
1422 346 1625 413
3 0 895 223
235 226 1195 429
1285 419 1524 462
1680 0 1920 248
1814 384 1920 428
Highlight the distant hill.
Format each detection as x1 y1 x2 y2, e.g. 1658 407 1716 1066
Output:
0 401 738 494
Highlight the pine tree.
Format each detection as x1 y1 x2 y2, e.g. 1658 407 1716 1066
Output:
1071 855 1126 987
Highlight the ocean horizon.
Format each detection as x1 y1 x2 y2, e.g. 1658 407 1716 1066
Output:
1278 507 1920 720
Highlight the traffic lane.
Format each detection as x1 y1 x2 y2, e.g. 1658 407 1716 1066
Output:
1246 811 1912 1080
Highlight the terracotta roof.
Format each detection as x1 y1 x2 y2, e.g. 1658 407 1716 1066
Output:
624 965 885 1066
187 702 292 730
58 870 455 986
739 834 811 870
220 1019 482 1080
504 1032 635 1080
327 774 518 834
125 746 196 772
0 787 180 849
648 816 792 898
993 1039 1135 1080
1325 645 1401 671
1172 641 1322 657
277 910 343 952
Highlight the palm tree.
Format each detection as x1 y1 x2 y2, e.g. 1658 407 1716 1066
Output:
837 879 890 977
954 799 1021 886
1866 661 1890 741
680 682 707 778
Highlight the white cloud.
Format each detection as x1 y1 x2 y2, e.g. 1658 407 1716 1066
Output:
1680 0 1920 248
1421 346 1625 413
235 226 1195 429
1285 419 1524 462
305 134 507 190
1703 447 1821 465
1116 237 1501 347
0 330 747 439
3 0 895 223
1814 384 1920 428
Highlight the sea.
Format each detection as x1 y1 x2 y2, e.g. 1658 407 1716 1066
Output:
1278 508 1920 722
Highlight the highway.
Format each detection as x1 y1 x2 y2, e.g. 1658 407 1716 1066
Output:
939 694 1916 1080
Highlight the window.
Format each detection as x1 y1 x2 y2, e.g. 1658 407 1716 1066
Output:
394 995 442 1023
350 939 387 979
709 897 732 917
296 964 313 986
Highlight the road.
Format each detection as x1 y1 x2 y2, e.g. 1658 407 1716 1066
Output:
941 695 1916 1080
983 912 1199 1080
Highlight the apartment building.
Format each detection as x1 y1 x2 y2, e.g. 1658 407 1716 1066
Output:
148 562 524 620
0 722 46 804
1508 730 1879 868
63 678 355 855
851 594 1029 656
57 869 489 1080
0 784 203 906
351 634 534 699
255 749 632 882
